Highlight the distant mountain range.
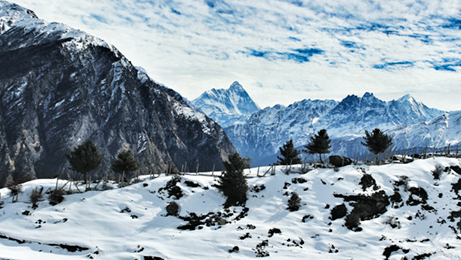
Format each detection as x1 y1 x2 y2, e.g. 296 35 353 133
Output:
0 1 236 186
191 81 260 128
193 82 459 165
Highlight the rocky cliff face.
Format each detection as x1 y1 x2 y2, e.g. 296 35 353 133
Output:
0 1 236 186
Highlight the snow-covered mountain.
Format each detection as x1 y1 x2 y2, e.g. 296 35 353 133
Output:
191 81 260 128
0 1 236 186
1 158 461 259
224 93 445 164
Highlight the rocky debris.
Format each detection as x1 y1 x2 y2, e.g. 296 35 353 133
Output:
328 244 339 253
158 176 183 200
250 184 266 192
120 207 131 213
394 176 410 191
143 257 165 260
412 252 435 260
268 228 282 237
228 246 239 253
302 215 314 222
327 155 352 167
166 201 180 216
282 237 304 248
406 187 428 206
390 191 403 208
0 233 89 252
252 240 270 257
330 204 347 220
335 191 389 221
177 211 228 230
291 178 307 184
359 173 379 191
335 190 390 231
452 178 461 195
451 165 461 175
382 245 409 260
239 233 251 240
184 180 201 188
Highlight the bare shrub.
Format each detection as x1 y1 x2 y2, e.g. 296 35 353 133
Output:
6 181 22 203
432 164 444 180
30 186 44 209
49 189 65 206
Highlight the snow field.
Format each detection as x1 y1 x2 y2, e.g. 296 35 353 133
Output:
0 158 461 259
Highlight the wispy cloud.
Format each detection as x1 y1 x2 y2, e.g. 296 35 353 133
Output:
10 0 461 111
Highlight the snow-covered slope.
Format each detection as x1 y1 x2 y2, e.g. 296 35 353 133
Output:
225 92 445 164
0 157 461 259
390 111 461 150
191 81 260 128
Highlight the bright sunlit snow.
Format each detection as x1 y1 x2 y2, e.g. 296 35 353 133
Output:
1 158 461 259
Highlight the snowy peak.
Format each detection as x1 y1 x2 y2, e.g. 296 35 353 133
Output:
224 93 446 165
191 81 260 128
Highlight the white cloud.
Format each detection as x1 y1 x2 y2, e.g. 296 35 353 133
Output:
11 0 461 111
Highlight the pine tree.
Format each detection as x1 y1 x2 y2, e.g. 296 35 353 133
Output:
216 153 249 207
277 139 302 165
303 129 331 163
361 128 393 155
111 149 139 181
65 140 102 184
287 192 301 211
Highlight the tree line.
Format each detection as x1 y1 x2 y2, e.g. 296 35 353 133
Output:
65 140 139 185
277 128 393 165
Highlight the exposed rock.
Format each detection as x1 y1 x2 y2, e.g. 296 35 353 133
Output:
330 204 347 220
406 187 428 206
327 155 352 167
451 166 461 175
390 191 403 208
359 173 379 191
452 178 461 195
334 190 390 221
166 201 180 216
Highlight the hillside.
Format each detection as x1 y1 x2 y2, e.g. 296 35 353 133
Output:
1 157 460 259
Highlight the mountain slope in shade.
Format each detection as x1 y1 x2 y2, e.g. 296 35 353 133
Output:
191 81 260 128
0 1 236 186
224 92 445 164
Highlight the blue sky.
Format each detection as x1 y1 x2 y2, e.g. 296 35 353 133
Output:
12 0 461 111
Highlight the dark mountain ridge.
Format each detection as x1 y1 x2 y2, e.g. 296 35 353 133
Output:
0 1 236 186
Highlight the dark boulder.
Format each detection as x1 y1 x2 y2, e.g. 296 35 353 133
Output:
359 174 379 191
330 204 347 220
327 155 352 167
335 190 390 221
406 187 428 206
166 201 180 216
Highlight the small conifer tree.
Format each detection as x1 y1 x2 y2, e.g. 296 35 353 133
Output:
277 139 302 165
361 128 393 155
287 192 301 211
217 153 249 207
65 140 102 184
303 129 331 163
111 149 139 182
